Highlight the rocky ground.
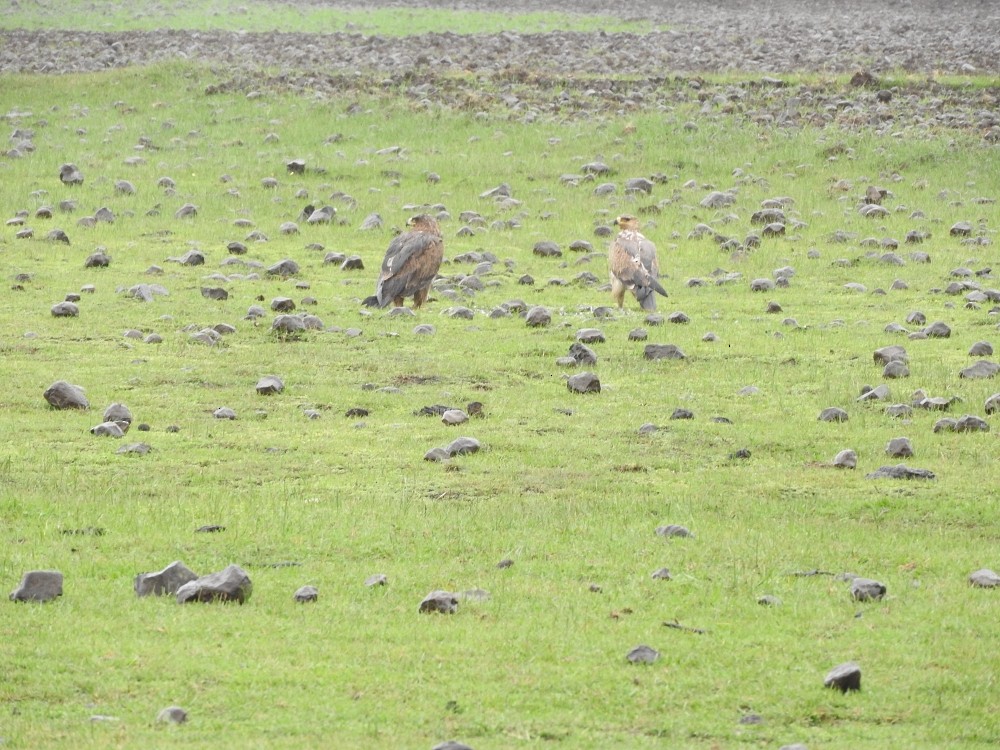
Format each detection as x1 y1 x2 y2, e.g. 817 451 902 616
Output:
1 0 999 134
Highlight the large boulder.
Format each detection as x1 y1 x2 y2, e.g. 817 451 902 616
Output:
43 380 89 410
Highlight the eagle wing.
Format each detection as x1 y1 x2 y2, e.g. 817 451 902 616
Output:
610 231 667 309
375 230 443 307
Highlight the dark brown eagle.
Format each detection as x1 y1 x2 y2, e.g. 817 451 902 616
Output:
608 215 667 311
362 214 444 309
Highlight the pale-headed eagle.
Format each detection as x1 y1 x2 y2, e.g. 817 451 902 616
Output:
362 214 443 309
608 214 667 311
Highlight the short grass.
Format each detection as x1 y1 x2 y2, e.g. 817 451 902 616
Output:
0 0 653 34
1 59 999 750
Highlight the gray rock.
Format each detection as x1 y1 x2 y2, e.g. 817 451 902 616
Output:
419 590 458 614
201 286 228 301
294 585 318 603
778 745 809 750
655 524 693 538
116 442 152 455
432 742 474 750
365 574 388 587
985 393 1000 414
256 375 284 395
818 407 848 422
969 569 1000 588
103 403 132 425
824 662 861 692
44 380 89 410
960 360 999 379
969 341 994 357
524 306 551 327
134 561 198 597
576 328 605 344
757 595 782 606
933 418 958 433
750 278 775 292
532 240 561 257
213 406 237 420
651 568 672 580
850 578 886 602
638 423 658 435
955 414 990 432
883 360 909 378
271 297 296 312
567 371 601 394
446 437 481 456
670 408 694 420
865 464 935 480
857 384 890 402
885 437 913 458
923 321 951 338
90 421 126 438
569 342 597 365
272 314 306 334
644 343 685 360
628 328 648 341
626 645 659 664
832 449 857 469
9 570 63 602
51 301 79 317
176 564 253 604
84 250 110 267
424 447 451 462
885 403 912 418
156 706 188 724
441 409 469 426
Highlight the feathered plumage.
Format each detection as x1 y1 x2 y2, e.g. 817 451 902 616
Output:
362 214 443 309
608 214 667 311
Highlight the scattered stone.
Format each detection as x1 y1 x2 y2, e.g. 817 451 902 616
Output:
446 437 481 456
883 360 909 378
90 421 126 438
824 662 861 692
576 328 605 344
628 328 647 341
644 343 685 360
960 361 999 379
857 384 890 402
655 524 693 539
651 568 672 580
9 570 63 602
757 595 782 606
272 315 306 334
419 590 458 614
433 742 475 750
970 341 994 357
176 564 253 604
850 578 886 602
818 407 848 422
213 406 237 420
156 706 188 724
116 442 152 455
524 306 551 327
955 414 990 432
365 574 388 587
134 561 198 597
51 301 79 317
626 645 659 664
441 409 469 426
569 342 597 365
832 449 857 468
256 375 284 395
567 371 601 393
865 464 935 480
44 380 89 410
969 569 1000 588
923 321 951 338
885 437 913 458
985 393 1000 414
293 585 318 603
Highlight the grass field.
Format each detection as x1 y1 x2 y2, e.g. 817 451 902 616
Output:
2 9 1000 749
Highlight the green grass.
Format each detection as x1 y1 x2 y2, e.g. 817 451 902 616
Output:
1 60 999 750
0 0 653 34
